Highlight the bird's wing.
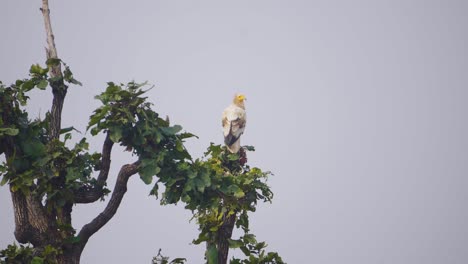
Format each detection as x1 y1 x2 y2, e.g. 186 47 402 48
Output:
222 105 246 146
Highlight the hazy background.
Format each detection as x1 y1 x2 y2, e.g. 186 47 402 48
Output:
1 1 468 263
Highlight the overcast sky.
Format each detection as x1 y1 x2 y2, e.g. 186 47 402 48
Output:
1 1 468 263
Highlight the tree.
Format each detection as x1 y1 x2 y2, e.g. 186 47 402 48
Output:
0 1 283 263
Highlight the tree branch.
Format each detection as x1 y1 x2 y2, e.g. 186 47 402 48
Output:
96 133 114 185
77 161 140 248
74 134 114 203
41 0 59 67
41 0 67 140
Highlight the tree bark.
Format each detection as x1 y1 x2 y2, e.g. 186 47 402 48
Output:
217 213 236 264
77 162 140 254
74 133 114 203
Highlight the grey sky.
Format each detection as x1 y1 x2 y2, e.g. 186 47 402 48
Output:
1 0 468 263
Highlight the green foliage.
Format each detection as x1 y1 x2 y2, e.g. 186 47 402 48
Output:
0 243 34 264
33 137 101 209
86 81 283 263
1 62 284 263
45 58 82 86
151 249 186 264
189 146 283 263
157 144 271 233
87 82 283 263
87 81 195 186
0 99 101 208
230 235 285 264
0 243 60 264
0 63 94 245
153 144 273 210
0 63 95 203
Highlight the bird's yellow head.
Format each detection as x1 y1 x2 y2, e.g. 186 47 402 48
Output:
233 93 246 105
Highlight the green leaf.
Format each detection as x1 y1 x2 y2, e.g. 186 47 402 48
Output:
109 128 123 142
64 133 71 143
181 194 191 203
228 153 240 161
227 185 245 198
0 175 9 186
63 67 73 81
46 58 61 67
206 244 218 264
76 137 89 150
187 171 197 179
237 211 249 232
21 140 45 159
31 256 44 264
87 105 110 130
150 182 159 198
195 178 206 192
192 232 209 245
254 241 267 251
37 79 48 90
243 234 257 244
90 127 100 136
21 79 35 91
160 125 182 136
60 126 78 134
244 145 255 151
200 171 211 186
179 132 198 139
228 239 244 249
230 259 241 264
139 164 159 184
30 64 47 76
240 246 251 256
60 65 83 86
0 127 19 136
66 168 81 181
70 78 82 86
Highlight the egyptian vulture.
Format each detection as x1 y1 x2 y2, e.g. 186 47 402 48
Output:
222 93 247 153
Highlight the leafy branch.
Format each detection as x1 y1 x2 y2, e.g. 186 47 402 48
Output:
1 64 284 263
1 1 283 263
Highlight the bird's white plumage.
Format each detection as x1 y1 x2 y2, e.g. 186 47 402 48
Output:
223 105 245 136
222 95 247 153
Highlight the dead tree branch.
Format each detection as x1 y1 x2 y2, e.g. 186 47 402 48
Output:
40 0 67 140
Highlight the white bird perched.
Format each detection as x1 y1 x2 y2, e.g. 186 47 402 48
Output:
222 93 247 153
